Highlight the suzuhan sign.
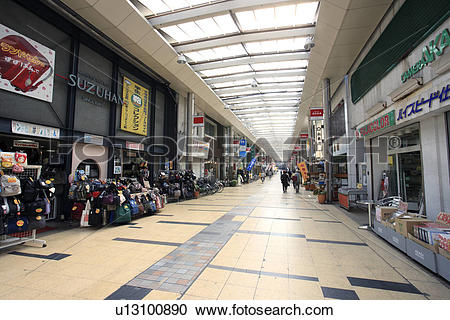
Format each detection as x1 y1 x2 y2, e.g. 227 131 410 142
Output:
68 73 123 105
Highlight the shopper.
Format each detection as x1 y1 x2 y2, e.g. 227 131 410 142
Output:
281 171 290 193
292 170 301 193
260 170 266 183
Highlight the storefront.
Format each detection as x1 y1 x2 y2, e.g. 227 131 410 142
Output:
0 0 178 220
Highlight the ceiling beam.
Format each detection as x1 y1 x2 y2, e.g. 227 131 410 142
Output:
174 26 315 52
205 69 307 84
147 0 303 27
192 52 310 71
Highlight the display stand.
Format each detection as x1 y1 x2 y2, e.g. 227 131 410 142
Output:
0 165 47 249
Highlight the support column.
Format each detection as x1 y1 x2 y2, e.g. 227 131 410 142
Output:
344 75 357 188
323 78 332 203
185 93 194 170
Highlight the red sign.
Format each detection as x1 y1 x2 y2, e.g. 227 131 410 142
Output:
193 116 204 127
294 146 301 150
300 133 309 139
233 140 239 144
293 151 298 155
310 108 324 120
246 147 251 152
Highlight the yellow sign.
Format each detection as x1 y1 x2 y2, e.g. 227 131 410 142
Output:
297 162 309 181
120 76 149 136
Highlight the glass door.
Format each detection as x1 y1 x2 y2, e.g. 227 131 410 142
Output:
398 151 422 211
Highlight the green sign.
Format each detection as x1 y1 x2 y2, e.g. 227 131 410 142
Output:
357 110 395 138
401 28 449 83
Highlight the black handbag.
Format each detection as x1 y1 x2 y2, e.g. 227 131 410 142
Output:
88 207 103 226
6 197 22 215
24 199 47 216
28 215 46 230
21 178 39 202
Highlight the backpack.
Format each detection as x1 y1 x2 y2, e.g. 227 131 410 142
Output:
21 178 39 202
24 199 47 216
0 175 21 197
128 199 139 215
28 214 46 230
6 216 29 234
88 207 103 226
71 202 85 221
292 175 297 183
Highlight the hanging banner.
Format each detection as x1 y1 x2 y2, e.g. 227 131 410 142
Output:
120 76 149 136
239 138 247 158
246 157 257 171
310 107 324 121
0 24 55 102
297 161 309 181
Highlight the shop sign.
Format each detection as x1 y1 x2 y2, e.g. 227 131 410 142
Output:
11 120 60 139
300 133 309 139
294 146 301 150
113 165 121 175
120 77 149 136
0 24 55 102
246 157 257 171
13 140 39 148
401 28 449 83
397 83 450 123
356 110 395 138
191 139 209 159
246 147 251 152
84 134 103 146
310 108 324 121
68 74 123 105
193 116 204 127
239 138 246 158
126 141 144 151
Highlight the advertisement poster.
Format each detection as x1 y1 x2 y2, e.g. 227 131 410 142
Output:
0 24 55 102
120 76 149 136
297 161 309 181
239 138 247 158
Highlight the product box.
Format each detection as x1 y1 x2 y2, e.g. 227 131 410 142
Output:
436 212 450 226
381 219 395 230
376 206 398 222
407 233 439 253
438 233 450 252
414 223 450 245
395 217 431 237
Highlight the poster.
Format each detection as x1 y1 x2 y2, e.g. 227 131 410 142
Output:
120 76 149 136
297 161 309 181
0 24 55 102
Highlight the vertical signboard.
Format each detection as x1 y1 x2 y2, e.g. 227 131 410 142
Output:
239 138 247 158
120 76 149 136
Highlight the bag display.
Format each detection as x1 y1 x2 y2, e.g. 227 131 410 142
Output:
5 197 22 216
0 175 21 197
114 203 131 224
71 202 85 221
28 215 46 230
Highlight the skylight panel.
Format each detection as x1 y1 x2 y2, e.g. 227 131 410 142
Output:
295 2 319 24
165 0 190 11
245 38 307 54
235 11 257 31
200 65 252 77
257 76 305 83
140 0 170 14
195 18 222 37
214 14 239 33
254 7 275 30
251 60 308 71
275 4 296 27
185 44 246 62
178 21 207 39
160 25 190 42
210 79 251 88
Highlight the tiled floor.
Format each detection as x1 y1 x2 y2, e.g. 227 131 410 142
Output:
1 177 449 300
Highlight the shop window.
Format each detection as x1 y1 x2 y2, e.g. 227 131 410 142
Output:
76 159 99 179
205 120 217 138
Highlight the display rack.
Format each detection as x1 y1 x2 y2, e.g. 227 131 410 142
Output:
1 165 47 249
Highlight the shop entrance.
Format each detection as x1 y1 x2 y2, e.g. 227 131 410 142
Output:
76 159 100 179
383 123 423 212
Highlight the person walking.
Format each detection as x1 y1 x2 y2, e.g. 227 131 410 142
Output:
292 170 301 193
281 171 290 193
260 170 266 183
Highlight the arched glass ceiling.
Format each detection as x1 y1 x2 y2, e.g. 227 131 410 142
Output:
141 0 319 160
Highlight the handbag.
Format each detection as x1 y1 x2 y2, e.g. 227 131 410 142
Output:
88 207 103 226
128 199 139 215
6 216 28 234
101 192 114 205
24 199 47 216
12 164 24 173
0 174 21 197
114 203 131 224
80 200 91 227
21 178 39 202
71 202 85 221
28 215 46 230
